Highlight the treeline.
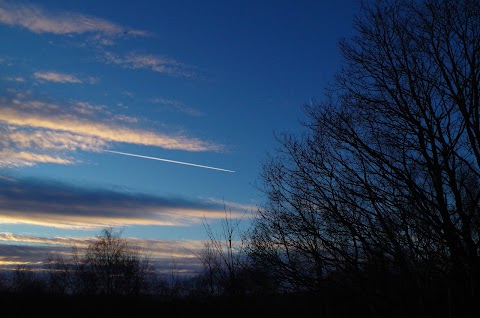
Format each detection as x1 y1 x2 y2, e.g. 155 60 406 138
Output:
0 221 474 317
0 228 359 316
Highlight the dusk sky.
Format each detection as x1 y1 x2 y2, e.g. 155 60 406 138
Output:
0 0 358 274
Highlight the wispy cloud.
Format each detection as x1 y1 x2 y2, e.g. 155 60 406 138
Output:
72 101 107 115
0 149 73 167
0 56 13 66
151 97 203 117
0 232 86 246
0 2 198 79
0 0 148 37
101 51 195 78
113 114 138 124
0 94 223 167
4 76 24 82
0 106 219 151
33 71 82 83
0 127 107 151
0 176 245 230
73 102 137 123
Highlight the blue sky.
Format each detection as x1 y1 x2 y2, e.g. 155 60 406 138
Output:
0 0 358 274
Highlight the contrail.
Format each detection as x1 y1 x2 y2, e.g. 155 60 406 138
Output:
103 150 235 173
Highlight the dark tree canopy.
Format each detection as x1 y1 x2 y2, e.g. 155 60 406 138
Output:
247 0 480 312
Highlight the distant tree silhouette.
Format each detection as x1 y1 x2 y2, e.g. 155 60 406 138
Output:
0 270 9 293
44 227 153 297
73 227 153 296
196 204 249 298
44 255 74 295
246 0 480 315
12 264 45 295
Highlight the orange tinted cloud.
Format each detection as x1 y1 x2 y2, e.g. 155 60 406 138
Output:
0 106 220 151
0 149 73 167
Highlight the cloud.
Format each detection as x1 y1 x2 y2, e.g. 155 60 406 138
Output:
205 197 254 215
0 56 13 66
0 244 69 268
33 71 82 83
0 232 87 246
72 101 107 115
32 72 98 85
113 114 138 123
0 95 222 163
0 176 246 230
0 94 224 167
0 106 219 151
4 76 24 82
151 97 204 117
0 0 148 37
72 102 136 123
33 72 82 83
0 127 107 151
9 97 59 111
0 149 74 167
101 51 195 78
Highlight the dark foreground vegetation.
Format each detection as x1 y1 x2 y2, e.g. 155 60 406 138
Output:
2 0 480 316
0 261 477 317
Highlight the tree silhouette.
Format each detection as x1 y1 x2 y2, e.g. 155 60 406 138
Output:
44 255 74 295
73 227 153 296
196 203 249 298
247 0 480 315
44 227 153 297
12 264 45 295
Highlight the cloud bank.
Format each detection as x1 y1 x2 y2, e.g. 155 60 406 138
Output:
0 173 250 274
0 176 245 230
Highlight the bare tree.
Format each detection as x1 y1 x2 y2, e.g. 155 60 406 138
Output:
247 0 480 314
72 227 153 296
197 203 248 297
41 227 156 298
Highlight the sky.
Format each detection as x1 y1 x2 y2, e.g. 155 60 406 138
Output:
0 0 358 275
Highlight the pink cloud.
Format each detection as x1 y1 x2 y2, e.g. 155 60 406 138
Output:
0 1 149 36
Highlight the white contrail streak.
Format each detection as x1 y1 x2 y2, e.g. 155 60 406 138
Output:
103 150 235 173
